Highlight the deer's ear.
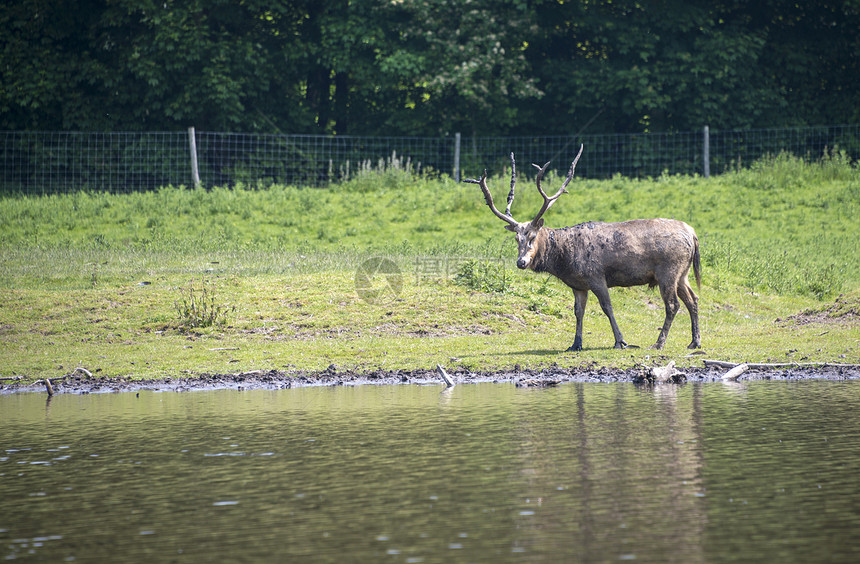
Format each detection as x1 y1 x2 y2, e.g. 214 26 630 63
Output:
504 224 517 232
533 218 544 229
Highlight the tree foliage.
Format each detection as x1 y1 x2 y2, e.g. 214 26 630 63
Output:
1 0 857 134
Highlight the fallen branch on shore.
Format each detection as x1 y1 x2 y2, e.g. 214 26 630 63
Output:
702 359 860 370
37 375 69 396
0 375 23 382
436 364 455 387
721 363 749 382
34 370 88 396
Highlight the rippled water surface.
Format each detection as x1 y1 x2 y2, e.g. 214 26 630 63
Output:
2 381 860 562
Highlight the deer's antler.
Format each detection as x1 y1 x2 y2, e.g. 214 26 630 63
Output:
463 153 520 227
530 144 584 225
505 152 516 218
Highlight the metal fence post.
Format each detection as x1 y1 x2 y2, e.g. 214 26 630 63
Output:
188 126 201 188
453 132 461 182
703 125 710 178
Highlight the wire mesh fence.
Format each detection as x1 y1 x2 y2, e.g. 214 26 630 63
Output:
2 124 858 194
194 132 455 188
460 129 706 181
1 131 190 194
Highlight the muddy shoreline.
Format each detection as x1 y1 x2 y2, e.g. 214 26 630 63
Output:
3 364 860 395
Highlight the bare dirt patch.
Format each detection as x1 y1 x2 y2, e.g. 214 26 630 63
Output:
779 294 860 326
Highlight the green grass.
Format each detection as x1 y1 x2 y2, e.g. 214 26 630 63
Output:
1 152 858 382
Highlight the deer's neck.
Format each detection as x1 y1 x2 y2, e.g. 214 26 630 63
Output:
531 228 562 274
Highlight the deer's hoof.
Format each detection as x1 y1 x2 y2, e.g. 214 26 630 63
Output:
614 341 628 350
649 343 665 350
687 341 701 349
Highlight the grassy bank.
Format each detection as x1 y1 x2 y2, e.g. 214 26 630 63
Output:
1 153 858 382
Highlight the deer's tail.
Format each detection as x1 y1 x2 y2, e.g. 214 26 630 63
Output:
692 237 701 290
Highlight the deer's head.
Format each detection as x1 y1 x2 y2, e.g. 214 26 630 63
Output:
465 145 583 270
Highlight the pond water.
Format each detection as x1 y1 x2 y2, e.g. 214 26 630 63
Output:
2 381 860 563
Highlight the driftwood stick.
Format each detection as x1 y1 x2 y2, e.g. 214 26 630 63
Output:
436 364 455 387
73 367 93 378
703 359 860 370
722 363 749 382
0 375 23 381
36 374 70 395
210 347 240 351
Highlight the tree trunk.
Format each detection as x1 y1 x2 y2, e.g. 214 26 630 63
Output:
334 71 349 134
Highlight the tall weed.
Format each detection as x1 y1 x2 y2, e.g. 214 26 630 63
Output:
174 279 235 329
338 151 426 193
736 150 858 190
454 259 510 293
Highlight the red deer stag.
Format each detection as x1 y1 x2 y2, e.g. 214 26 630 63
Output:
464 146 701 351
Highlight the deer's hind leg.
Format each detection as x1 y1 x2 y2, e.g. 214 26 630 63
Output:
677 279 701 349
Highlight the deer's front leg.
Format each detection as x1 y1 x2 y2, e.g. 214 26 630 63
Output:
567 289 589 351
590 283 628 349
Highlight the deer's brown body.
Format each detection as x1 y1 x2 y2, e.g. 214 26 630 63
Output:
466 147 701 351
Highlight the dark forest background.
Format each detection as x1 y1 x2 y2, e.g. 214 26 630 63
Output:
2 0 858 136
